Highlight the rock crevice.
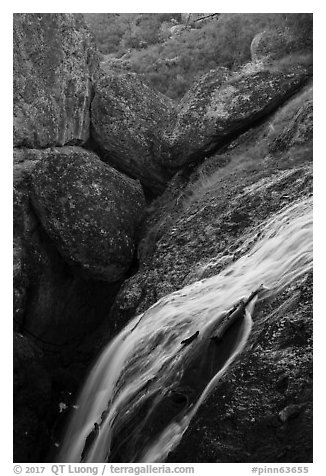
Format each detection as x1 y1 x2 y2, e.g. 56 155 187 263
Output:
13 16 313 463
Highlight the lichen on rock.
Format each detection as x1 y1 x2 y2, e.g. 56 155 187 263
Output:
168 274 312 462
91 71 175 195
169 63 311 167
110 81 313 340
29 147 145 282
13 13 99 148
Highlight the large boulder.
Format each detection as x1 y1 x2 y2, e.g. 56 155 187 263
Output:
13 150 126 464
14 147 143 462
109 82 313 334
29 147 145 282
13 14 99 148
13 149 45 328
105 81 313 462
91 72 175 195
13 148 123 346
169 63 311 167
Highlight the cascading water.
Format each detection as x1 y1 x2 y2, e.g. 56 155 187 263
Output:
57 195 312 463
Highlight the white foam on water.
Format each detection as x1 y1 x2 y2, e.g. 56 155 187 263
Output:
57 196 312 463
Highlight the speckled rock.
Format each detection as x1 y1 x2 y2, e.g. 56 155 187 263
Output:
13 13 99 148
91 72 175 195
14 332 52 462
13 148 123 346
29 147 145 281
168 273 312 462
251 28 302 63
13 147 145 463
109 82 313 336
169 63 311 167
104 81 313 462
269 94 313 152
13 149 44 327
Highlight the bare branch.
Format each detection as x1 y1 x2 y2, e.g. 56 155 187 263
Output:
194 13 220 23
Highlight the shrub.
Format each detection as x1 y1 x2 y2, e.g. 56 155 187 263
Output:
86 13 313 100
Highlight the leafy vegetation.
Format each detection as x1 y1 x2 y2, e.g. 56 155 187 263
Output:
84 13 313 100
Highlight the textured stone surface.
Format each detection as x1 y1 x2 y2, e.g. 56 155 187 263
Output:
91 61 311 185
103 81 313 463
168 273 312 462
169 63 311 167
13 149 44 328
12 17 313 463
251 28 302 63
91 71 175 195
13 13 99 148
30 147 145 281
13 149 136 462
269 93 313 152
109 82 313 353
13 148 123 346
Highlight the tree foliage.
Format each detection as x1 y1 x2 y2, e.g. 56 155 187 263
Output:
84 13 313 100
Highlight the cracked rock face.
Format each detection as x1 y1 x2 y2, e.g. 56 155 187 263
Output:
169 63 311 167
13 13 99 148
30 147 145 282
91 60 311 191
108 82 312 342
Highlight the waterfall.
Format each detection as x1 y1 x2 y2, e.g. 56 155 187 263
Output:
57 195 312 463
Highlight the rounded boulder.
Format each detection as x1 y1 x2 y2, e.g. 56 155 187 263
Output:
30 147 145 281
170 63 311 167
91 72 174 195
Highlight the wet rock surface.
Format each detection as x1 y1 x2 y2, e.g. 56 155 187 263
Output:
13 146 144 461
109 307 249 462
168 273 312 462
12 16 313 463
104 81 313 462
13 13 99 148
111 83 313 325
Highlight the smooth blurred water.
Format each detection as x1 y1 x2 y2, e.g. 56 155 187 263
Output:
57 195 312 463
